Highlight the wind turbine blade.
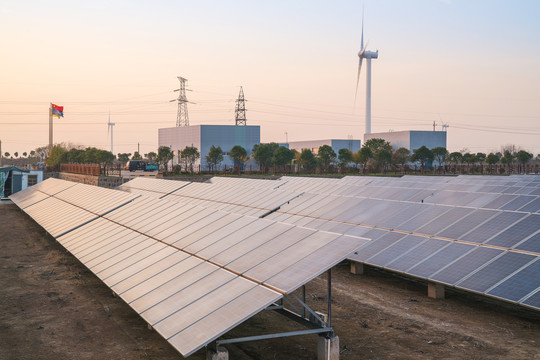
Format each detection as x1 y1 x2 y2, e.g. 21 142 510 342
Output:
361 7 364 52
354 57 363 103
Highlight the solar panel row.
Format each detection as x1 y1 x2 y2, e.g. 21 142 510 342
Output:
10 178 367 357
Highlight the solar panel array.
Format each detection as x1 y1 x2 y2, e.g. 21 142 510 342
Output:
263 174 540 311
10 178 367 357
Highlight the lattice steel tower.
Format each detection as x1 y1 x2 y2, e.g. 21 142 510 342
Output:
235 86 247 126
173 76 190 127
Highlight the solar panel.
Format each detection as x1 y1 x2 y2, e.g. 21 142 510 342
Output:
351 232 406 262
415 207 474 236
456 252 536 293
485 214 540 248
408 242 474 278
437 209 497 239
430 247 503 285
518 197 540 213
365 235 426 267
385 238 449 273
522 289 540 309
487 259 540 301
515 232 540 253
460 212 526 243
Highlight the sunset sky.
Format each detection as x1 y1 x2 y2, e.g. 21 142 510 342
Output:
1 0 539 156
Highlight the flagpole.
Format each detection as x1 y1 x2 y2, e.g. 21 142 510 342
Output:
49 103 53 151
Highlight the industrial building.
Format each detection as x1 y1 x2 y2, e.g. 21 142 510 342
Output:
0 166 43 198
364 130 447 152
158 125 260 170
287 139 361 155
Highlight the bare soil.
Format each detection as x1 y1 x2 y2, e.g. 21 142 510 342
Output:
1 202 539 360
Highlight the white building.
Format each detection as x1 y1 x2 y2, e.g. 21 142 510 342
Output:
287 139 361 155
158 125 260 170
364 130 447 152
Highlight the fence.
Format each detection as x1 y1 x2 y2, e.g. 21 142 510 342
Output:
59 163 122 177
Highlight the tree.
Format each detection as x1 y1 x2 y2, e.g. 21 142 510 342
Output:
206 145 224 172
229 145 247 172
4 152 9 158
486 153 500 174
14 152 18 158
516 150 533 173
351 151 362 170
156 146 173 171
180 146 200 173
338 148 353 168
500 151 515 172
117 153 131 163
411 146 434 171
447 152 462 173
431 147 448 169
45 145 68 167
30 150 36 157
357 146 373 174
96 149 115 164
392 147 410 172
132 152 143 160
476 152 486 173
297 149 317 172
363 138 392 171
252 143 278 171
146 151 157 163
66 148 85 163
273 146 295 167
376 148 392 173
317 145 336 172
22 152 27 158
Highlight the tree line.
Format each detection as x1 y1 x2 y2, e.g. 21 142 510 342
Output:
8 141 537 176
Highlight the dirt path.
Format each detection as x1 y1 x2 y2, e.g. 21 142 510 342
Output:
1 202 539 359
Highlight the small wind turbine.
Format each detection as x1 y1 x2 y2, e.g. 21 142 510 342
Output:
355 10 378 135
107 111 115 154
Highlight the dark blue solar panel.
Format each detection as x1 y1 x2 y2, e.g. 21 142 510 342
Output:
460 212 526 243
499 196 536 211
487 259 540 301
530 188 540 196
485 214 540 248
518 198 540 213
430 247 503 285
416 207 473 236
398 205 451 232
366 235 426 267
482 194 516 209
352 232 406 262
522 289 540 309
385 238 448 273
437 210 497 239
456 252 536 293
379 204 431 229
514 232 540 253
409 242 474 278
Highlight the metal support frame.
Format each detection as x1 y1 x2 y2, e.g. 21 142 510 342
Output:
213 268 335 350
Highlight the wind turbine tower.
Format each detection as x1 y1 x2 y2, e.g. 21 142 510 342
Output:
355 13 378 135
107 112 115 154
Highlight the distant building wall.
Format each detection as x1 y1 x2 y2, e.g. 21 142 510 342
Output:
288 139 361 155
158 125 260 170
364 131 447 152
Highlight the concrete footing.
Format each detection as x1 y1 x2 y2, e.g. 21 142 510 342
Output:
428 281 445 299
350 261 364 275
317 335 339 360
206 346 229 360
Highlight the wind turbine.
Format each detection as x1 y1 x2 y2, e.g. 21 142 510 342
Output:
107 111 115 154
355 12 378 135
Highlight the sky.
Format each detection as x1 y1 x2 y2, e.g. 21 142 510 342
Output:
1 0 539 157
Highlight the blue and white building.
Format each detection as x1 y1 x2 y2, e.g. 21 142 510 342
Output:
158 125 261 170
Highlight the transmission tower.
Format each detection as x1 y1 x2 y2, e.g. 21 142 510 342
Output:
235 86 247 126
171 76 190 127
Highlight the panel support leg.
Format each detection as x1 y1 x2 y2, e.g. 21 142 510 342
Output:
428 281 445 299
206 346 228 360
350 261 364 275
317 334 340 360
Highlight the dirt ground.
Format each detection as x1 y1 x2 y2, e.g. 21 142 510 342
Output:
1 202 539 360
